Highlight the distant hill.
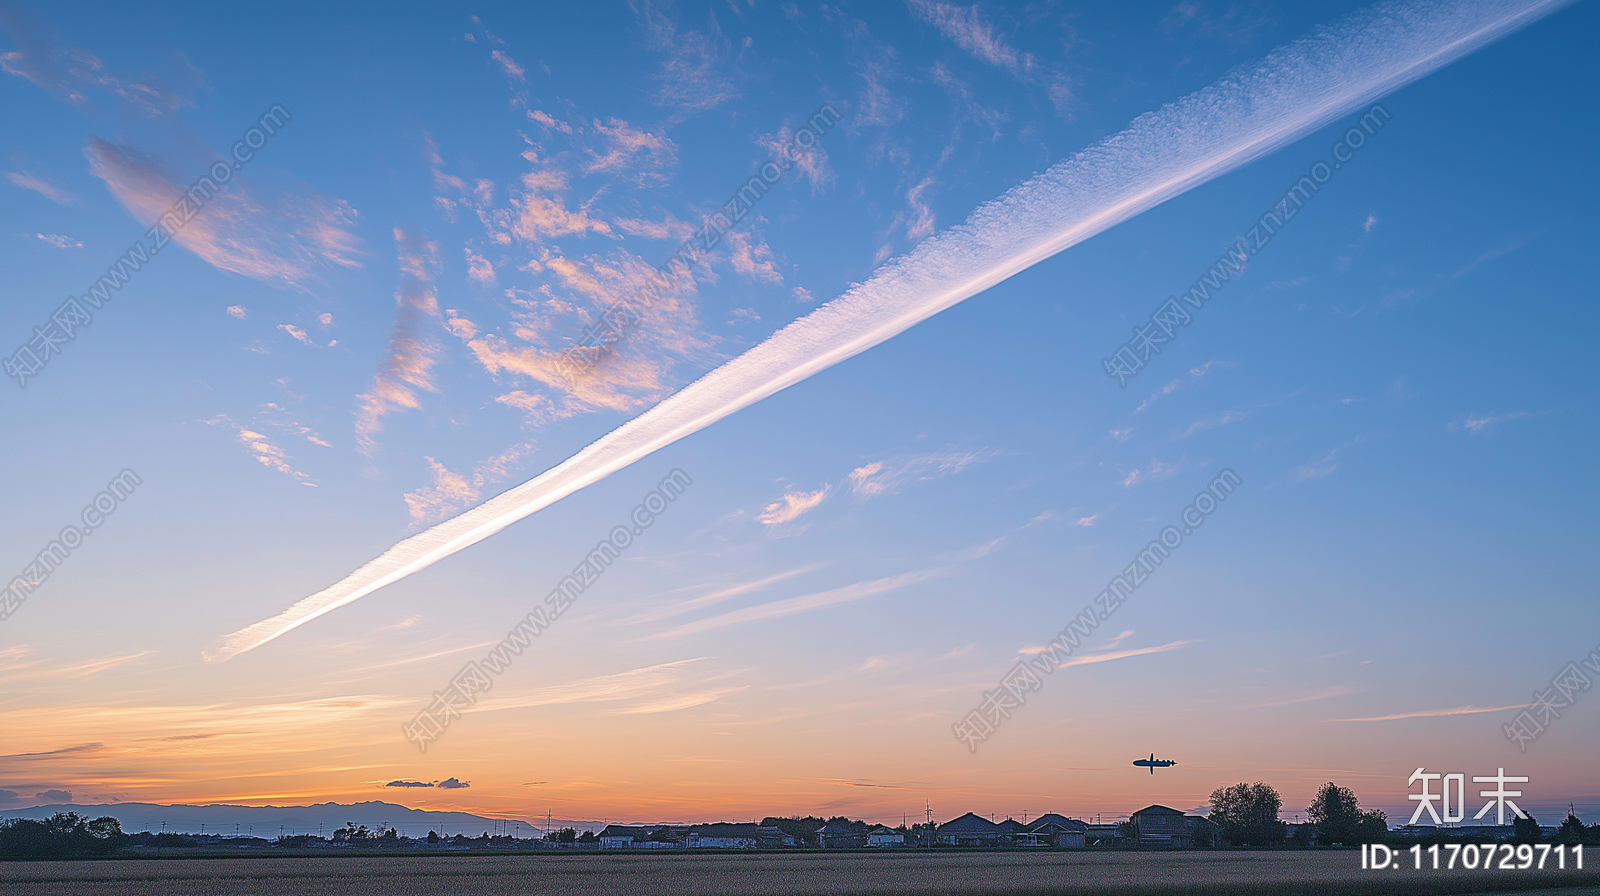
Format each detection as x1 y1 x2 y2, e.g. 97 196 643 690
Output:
0 801 601 838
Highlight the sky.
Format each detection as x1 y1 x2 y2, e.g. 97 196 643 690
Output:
1 0 1596 831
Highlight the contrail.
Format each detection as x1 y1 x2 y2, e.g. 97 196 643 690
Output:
208 0 1571 661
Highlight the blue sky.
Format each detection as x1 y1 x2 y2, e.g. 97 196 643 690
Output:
1 0 1596 826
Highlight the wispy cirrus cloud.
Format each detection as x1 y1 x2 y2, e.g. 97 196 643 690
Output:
7 170 75 204
617 566 820 626
1018 630 1192 669
0 7 188 114
1120 458 1185 487
725 229 783 283
257 402 332 448
84 136 362 290
847 448 996 498
1054 640 1191 668
403 442 538 526
1294 436 1366 481
34 232 81 249
758 485 830 526
907 0 1033 74
758 124 835 194
469 658 740 715
1136 361 1219 413
1451 411 1530 434
651 569 946 640
584 117 677 185
463 247 496 285
906 0 1073 110
1184 409 1247 436
354 230 442 455
446 246 709 425
633 0 739 116
207 415 318 486
0 647 155 684
1337 703 1524 722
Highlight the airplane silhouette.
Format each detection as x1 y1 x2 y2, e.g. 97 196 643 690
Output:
1132 753 1177 774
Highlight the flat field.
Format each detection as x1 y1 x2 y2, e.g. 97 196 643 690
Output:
0 850 1594 896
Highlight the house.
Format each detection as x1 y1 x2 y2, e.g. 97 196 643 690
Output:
816 820 866 848
1025 814 1087 848
757 826 796 849
1085 823 1122 846
935 812 1004 847
597 824 688 849
1130 805 1214 848
689 823 761 849
598 825 647 849
866 826 904 848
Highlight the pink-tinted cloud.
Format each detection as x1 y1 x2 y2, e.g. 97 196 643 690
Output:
34 232 81 249
464 247 496 284
584 118 676 185
1338 703 1523 723
726 230 782 283
207 415 317 486
490 49 525 82
0 8 188 115
634 1 739 116
510 156 611 242
447 249 709 424
907 0 1073 110
847 449 995 498
758 485 830 525
7 170 74 204
84 136 362 289
354 230 442 454
403 442 537 527
758 125 834 194
527 109 574 134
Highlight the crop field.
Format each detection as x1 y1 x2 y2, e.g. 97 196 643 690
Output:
0 851 1595 896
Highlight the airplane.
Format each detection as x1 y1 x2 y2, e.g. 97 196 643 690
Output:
1132 753 1177 774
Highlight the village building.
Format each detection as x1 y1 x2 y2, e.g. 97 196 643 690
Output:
1129 805 1215 848
1023 813 1088 848
866 826 905 848
934 812 1004 847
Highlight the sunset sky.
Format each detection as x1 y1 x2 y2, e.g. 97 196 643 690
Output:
1 0 1596 830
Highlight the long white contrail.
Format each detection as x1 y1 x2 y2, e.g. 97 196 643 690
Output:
208 0 1571 661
